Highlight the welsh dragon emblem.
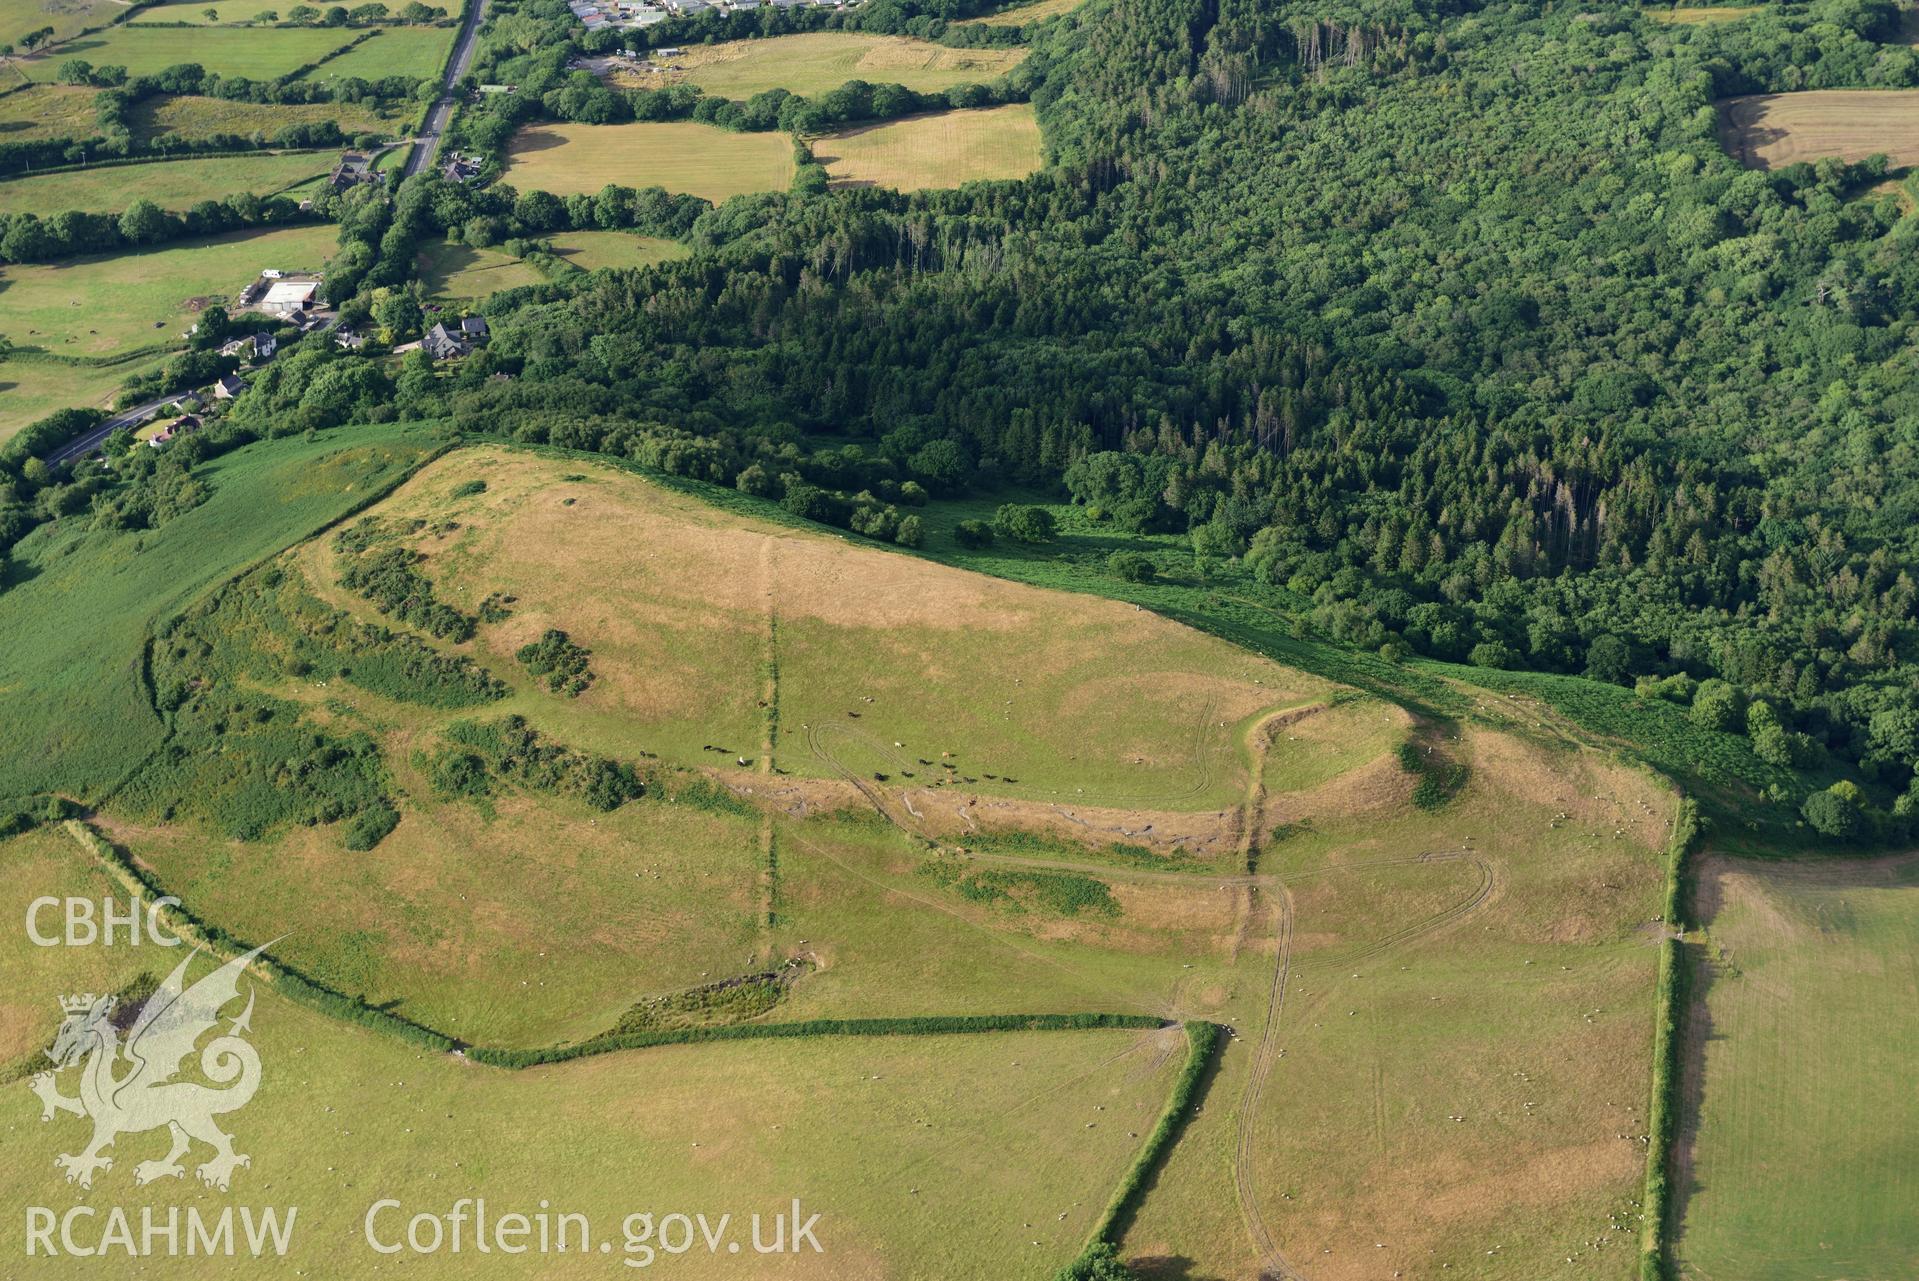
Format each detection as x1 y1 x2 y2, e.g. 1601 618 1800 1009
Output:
30 943 272 1191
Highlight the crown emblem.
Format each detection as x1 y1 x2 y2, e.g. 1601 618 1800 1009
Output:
59 993 106 1013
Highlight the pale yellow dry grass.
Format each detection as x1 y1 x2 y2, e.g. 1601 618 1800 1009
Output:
1718 89 1919 169
816 104 1044 191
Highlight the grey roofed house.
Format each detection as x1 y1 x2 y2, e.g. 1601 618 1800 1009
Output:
422 322 469 360
460 315 489 339
213 374 248 399
252 332 277 360
335 327 367 350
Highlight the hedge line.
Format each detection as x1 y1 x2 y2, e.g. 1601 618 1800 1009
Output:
468 1012 1167 1068
1639 793 1702 1281
1081 1020 1219 1252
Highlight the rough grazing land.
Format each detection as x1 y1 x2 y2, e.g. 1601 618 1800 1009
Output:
628 32 1028 98
0 151 331 214
1674 854 1919 1281
1717 89 1919 170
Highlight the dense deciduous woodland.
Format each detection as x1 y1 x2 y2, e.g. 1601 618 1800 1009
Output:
11 0 1919 835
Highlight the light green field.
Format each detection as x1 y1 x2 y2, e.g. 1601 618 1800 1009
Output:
0 423 443 801
0 352 163 442
416 239 545 299
549 228 689 271
502 120 795 203
961 0 1089 25
816 104 1044 191
0 827 131 1069
21 25 354 80
0 83 97 143
634 32 1028 98
0 222 337 358
1673 854 1919 1280
301 25 456 81
0 150 330 213
130 93 404 143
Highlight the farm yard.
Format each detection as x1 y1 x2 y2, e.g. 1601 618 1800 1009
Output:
816 105 1045 190
502 121 797 202
622 32 1030 98
1717 89 1919 169
1673 854 1919 1280
0 222 337 359
0 152 333 213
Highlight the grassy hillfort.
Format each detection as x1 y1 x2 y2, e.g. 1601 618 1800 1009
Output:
1 0 1917 1278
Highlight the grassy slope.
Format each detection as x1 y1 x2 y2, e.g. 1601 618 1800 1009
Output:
960 0 1090 25
0 83 98 142
0 151 332 213
549 228 689 271
20 26 355 80
300 26 458 81
817 104 1045 191
0 423 443 801
1674 854 1919 1280
130 93 404 143
130 0 453 19
417 240 546 300
503 121 796 203
0 223 337 358
0 352 165 443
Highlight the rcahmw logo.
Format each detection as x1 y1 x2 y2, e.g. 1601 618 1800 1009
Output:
23 942 298 1260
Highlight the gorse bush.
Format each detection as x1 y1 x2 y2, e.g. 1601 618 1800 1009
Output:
515 628 594 696
426 716 644 811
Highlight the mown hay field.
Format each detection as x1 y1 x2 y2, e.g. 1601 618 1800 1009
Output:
502 120 796 203
631 32 1028 98
304 25 458 81
0 222 337 358
1673 854 1919 1280
0 150 331 214
960 0 1089 25
816 104 1044 191
1648 5 1756 24
1717 89 1919 169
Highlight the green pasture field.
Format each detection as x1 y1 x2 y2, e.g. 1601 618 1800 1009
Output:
130 93 404 143
0 352 164 443
20 25 354 81
301 25 456 82
548 228 688 271
0 827 131 1070
0 150 331 213
1673 854 1919 1280
815 104 1044 191
416 239 546 300
0 423 442 802
0 83 98 143
0 223 337 359
502 120 796 204
634 32 1028 98
0 917 1178 1281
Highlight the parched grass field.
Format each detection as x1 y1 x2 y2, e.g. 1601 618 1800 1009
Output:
0 150 330 213
502 120 795 203
0 423 442 801
0 222 337 358
1717 89 1919 170
816 104 1044 191
961 0 1089 25
302 25 457 81
294 448 1331 811
129 94 405 143
20 26 357 81
1672 854 1919 1280
0 352 163 442
633 32 1028 98
0 83 98 143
